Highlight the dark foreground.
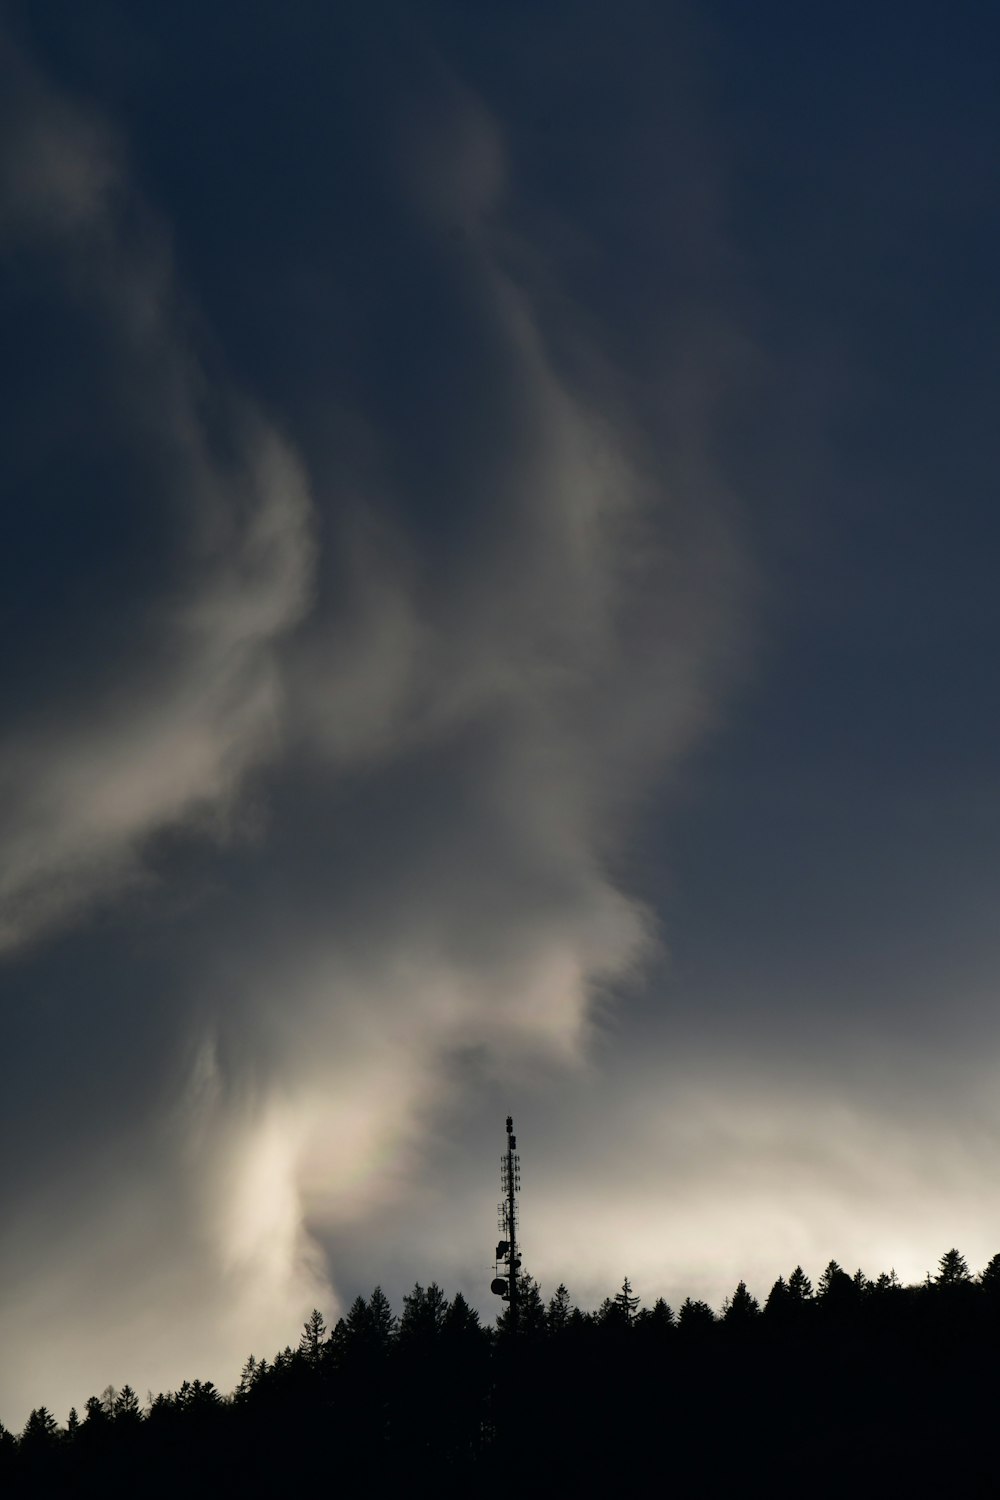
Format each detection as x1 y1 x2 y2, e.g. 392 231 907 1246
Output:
5 1258 999 1496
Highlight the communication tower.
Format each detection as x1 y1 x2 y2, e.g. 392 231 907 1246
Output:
490 1115 521 1329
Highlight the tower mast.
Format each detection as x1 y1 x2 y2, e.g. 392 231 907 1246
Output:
491 1115 521 1329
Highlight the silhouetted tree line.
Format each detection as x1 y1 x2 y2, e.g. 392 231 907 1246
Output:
5 1248 1000 1495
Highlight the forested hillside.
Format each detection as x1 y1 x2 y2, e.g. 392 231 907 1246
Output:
4 1249 1000 1495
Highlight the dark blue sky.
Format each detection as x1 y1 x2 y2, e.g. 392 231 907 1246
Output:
3 0 1000 1425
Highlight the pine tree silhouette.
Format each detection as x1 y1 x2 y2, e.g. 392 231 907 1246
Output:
613 1277 640 1326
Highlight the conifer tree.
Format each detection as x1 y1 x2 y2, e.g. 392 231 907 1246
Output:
936 1248 971 1286
400 1282 449 1344
817 1260 857 1321
780 1265 813 1329
646 1297 675 1330
787 1265 813 1302
180 1379 221 1412
518 1276 547 1336
497 1273 546 1336
614 1277 640 1325
818 1260 848 1298
444 1290 482 1339
979 1252 1000 1295
546 1283 572 1334
21 1407 59 1450
332 1295 376 1364
298 1308 327 1366
872 1269 901 1294
677 1297 716 1333
147 1393 172 1424
113 1385 141 1423
235 1354 258 1400
368 1285 398 1347
723 1280 761 1325
83 1395 108 1429
764 1276 791 1321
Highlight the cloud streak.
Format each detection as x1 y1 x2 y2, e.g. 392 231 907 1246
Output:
0 43 315 954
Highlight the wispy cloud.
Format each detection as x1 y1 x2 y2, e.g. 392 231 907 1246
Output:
0 44 316 954
0 28 749 1426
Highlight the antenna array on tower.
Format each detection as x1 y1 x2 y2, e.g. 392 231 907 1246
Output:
490 1115 522 1328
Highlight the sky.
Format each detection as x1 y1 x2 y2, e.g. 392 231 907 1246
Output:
3 0 1000 1425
